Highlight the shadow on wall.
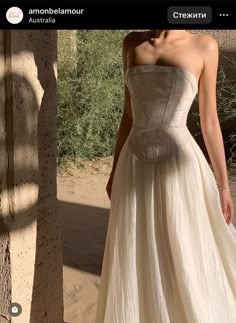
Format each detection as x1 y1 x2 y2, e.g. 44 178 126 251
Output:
0 70 39 318
0 30 64 323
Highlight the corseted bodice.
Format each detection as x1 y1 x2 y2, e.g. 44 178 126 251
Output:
125 65 198 163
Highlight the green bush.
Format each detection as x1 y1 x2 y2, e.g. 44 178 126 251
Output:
57 30 130 167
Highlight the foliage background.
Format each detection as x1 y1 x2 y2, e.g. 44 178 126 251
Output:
57 30 129 167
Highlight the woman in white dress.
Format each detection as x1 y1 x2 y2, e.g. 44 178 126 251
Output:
95 30 236 323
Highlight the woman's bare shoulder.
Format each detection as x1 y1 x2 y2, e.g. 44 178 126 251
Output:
197 34 219 71
122 31 146 60
193 33 218 49
191 33 218 68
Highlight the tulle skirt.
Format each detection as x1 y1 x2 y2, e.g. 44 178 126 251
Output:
95 131 236 323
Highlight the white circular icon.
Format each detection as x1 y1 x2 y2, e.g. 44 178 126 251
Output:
8 302 22 316
12 306 18 313
6 7 24 24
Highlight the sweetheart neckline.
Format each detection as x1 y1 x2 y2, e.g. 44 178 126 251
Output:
125 64 199 87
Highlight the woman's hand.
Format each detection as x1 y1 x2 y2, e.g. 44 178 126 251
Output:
106 173 114 200
219 188 234 225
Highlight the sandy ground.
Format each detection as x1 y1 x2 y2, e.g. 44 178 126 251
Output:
58 157 112 323
57 157 236 323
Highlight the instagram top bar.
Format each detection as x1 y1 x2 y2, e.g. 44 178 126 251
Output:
1 2 236 29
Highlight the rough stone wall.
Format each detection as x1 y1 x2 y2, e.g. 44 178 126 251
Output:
0 30 64 323
0 30 12 323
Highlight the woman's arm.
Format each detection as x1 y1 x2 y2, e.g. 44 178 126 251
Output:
198 35 228 188
109 33 133 177
198 35 234 224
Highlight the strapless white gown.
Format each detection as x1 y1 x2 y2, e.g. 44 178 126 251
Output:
95 65 236 323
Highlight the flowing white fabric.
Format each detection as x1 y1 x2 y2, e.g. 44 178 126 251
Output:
95 65 236 323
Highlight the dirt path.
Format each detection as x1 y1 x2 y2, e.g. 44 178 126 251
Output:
58 157 112 323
